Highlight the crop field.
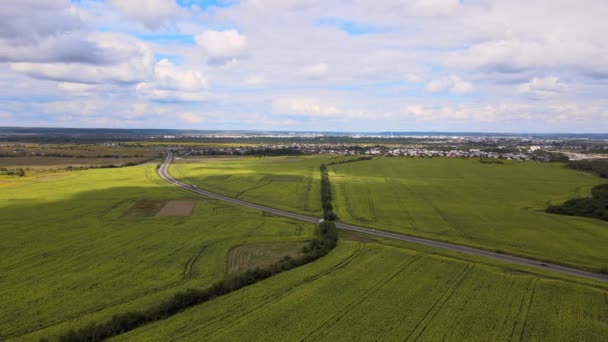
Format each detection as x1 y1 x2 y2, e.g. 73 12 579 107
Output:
329 158 608 270
171 156 339 215
170 156 608 270
114 239 608 341
0 165 315 340
225 241 307 274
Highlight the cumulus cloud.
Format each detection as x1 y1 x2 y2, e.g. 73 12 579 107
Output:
0 0 118 65
179 112 204 124
517 76 566 97
195 29 247 63
245 75 266 86
109 0 182 29
136 59 209 101
425 76 473 94
10 32 155 84
297 63 329 80
57 82 99 96
273 98 363 118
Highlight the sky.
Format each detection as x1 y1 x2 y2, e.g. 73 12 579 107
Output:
0 0 607 132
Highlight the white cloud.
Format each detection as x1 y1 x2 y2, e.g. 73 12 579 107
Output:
273 98 363 118
297 63 329 80
57 82 98 96
195 29 248 63
136 59 209 101
109 0 182 29
425 76 473 94
179 112 204 124
9 32 155 84
517 76 566 97
245 75 266 86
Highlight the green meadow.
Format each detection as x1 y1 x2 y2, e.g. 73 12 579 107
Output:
171 156 335 215
171 156 608 270
2 156 607 341
0 165 315 340
329 158 608 270
114 238 608 341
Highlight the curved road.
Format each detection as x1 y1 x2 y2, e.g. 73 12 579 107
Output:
159 153 608 282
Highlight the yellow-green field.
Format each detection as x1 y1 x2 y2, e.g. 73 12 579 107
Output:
0 165 315 340
171 156 608 271
114 239 608 341
171 156 336 215
2 156 607 341
329 158 608 270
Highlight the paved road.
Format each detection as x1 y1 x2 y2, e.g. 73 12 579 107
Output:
159 153 608 282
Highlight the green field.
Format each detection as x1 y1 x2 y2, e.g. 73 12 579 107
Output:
114 238 608 341
329 158 608 270
0 165 315 340
171 156 608 270
171 156 337 215
2 156 608 341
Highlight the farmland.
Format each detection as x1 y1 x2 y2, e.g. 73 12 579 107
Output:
114 238 608 341
171 156 338 216
0 165 315 340
170 156 608 271
329 158 608 270
2 153 608 341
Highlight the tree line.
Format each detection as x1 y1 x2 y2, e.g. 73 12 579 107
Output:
0 167 25 176
546 184 608 223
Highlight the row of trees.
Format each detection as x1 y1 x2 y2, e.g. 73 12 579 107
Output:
546 184 608 222
64 159 156 172
0 167 25 176
320 164 337 221
567 159 608 178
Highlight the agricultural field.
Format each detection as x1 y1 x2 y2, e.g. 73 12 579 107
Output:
0 164 315 340
170 156 608 271
114 239 608 341
0 143 160 170
3 154 607 341
170 156 339 216
329 158 608 271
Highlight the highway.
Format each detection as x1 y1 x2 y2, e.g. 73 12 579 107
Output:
158 153 608 282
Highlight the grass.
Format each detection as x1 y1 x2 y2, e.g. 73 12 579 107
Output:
170 156 608 270
329 157 608 270
171 155 338 216
112 239 608 341
225 242 307 274
0 164 316 340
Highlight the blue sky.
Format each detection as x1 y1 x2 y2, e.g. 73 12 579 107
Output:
0 0 607 132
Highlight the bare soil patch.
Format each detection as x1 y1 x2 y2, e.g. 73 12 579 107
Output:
125 199 195 217
156 200 196 217
125 200 166 217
